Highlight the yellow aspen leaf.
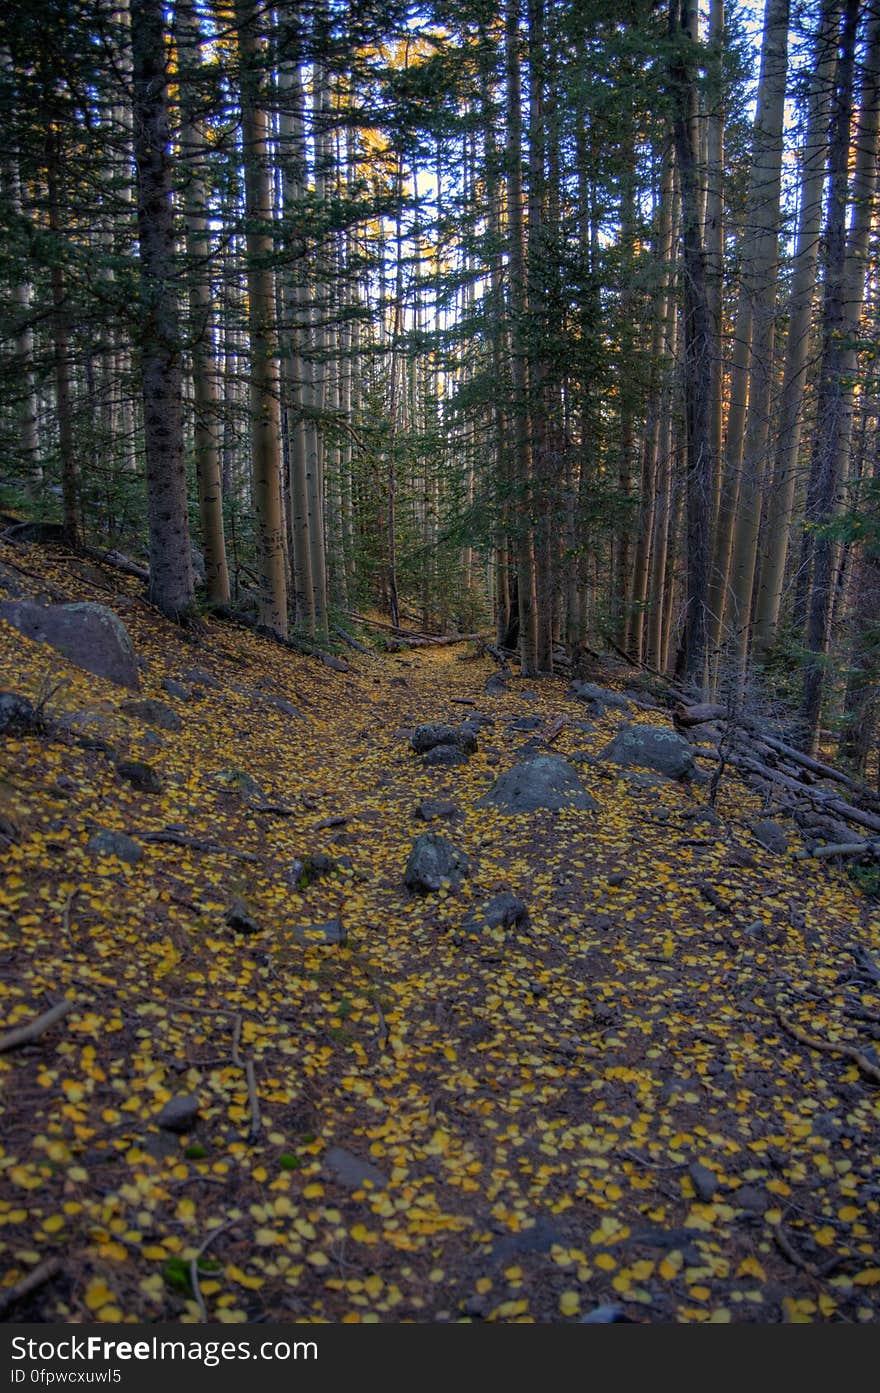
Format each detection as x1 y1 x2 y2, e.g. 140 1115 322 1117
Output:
735 1256 766 1280
853 1268 880 1286
84 1278 114 1311
558 1291 580 1316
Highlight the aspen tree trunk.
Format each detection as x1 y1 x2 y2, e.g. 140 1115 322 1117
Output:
668 0 714 690
234 0 287 636
801 1 880 751
277 58 315 632
130 0 194 616
178 0 230 607
704 0 724 540
724 0 790 686
505 0 539 676
627 153 674 661
752 0 841 652
476 31 513 646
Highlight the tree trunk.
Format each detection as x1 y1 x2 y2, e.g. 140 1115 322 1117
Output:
752 0 841 652
235 0 287 636
178 0 230 607
130 0 193 618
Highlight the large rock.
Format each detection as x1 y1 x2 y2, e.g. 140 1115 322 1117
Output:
422 743 468 767
478 754 598 813
569 682 630 713
0 599 139 689
405 832 470 894
87 830 143 865
598 725 695 782
116 758 163 794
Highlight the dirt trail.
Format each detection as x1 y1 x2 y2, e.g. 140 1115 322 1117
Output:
1 541 879 1323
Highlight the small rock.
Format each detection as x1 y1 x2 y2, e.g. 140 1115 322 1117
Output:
732 1184 766 1214
321 653 349 673
519 689 540 701
743 920 766 940
116 759 163 794
290 853 337 886
485 674 509 696
156 1094 200 1133
0 691 38 736
411 722 478 756
264 694 301 717
161 678 190 700
291 918 347 946
752 820 789 855
607 870 628 887
120 698 182 732
181 666 220 689
226 897 259 935
580 1304 632 1324
414 798 460 822
405 832 471 894
569 681 631 712
422 743 468 767
324 1145 387 1190
463 893 530 934
87 830 143 865
390 676 408 688
688 1161 719 1202
510 716 542 731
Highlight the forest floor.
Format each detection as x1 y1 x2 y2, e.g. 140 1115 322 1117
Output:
1 539 879 1325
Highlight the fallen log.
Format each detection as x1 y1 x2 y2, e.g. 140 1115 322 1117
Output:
795 839 880 861
674 701 727 727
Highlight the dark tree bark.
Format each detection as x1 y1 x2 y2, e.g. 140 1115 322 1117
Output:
130 0 194 619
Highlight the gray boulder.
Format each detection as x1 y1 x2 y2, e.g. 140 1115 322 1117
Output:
120 698 182 732
599 724 695 781
87 830 143 865
405 832 471 894
0 599 139 689
478 754 598 813
569 681 630 713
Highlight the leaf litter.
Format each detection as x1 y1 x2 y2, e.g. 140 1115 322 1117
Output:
0 541 879 1324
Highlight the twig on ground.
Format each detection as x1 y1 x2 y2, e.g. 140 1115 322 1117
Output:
245 1058 261 1142
190 1220 239 1323
231 1013 243 1069
0 999 74 1053
777 1009 880 1085
0 1257 63 1316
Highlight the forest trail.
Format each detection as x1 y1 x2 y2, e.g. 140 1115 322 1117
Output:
1 540 879 1325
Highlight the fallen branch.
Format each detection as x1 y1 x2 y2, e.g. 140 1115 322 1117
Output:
777 1009 880 1085
136 829 259 863
332 625 376 656
249 802 298 818
0 1257 63 1316
190 1220 239 1323
245 1058 261 1142
795 839 880 861
0 999 74 1053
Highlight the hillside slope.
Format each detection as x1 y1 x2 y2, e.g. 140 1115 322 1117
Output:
1 538 879 1324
